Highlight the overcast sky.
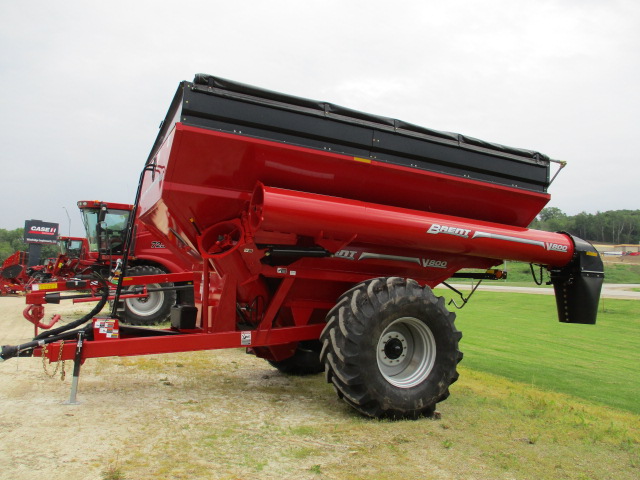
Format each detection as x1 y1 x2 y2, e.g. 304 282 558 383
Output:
1 0 638 237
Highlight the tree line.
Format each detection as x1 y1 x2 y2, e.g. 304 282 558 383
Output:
0 228 59 265
529 208 640 245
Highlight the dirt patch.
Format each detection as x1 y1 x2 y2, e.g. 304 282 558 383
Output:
0 297 127 479
0 297 343 480
603 255 640 265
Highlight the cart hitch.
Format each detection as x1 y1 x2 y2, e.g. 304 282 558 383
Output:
1 344 30 361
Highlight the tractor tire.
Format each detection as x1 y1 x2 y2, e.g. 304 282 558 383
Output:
320 277 462 419
118 265 176 326
267 340 324 375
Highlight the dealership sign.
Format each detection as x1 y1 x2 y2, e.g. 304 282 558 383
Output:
24 220 59 245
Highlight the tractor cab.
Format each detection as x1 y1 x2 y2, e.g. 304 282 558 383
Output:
58 236 87 259
42 236 92 278
77 201 132 257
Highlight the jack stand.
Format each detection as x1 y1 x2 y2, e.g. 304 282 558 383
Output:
63 331 85 405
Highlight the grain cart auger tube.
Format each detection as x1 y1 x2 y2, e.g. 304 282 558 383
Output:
249 185 604 325
1 74 603 420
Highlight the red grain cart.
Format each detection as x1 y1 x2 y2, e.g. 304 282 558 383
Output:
2 75 603 418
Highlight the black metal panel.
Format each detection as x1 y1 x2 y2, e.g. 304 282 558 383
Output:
148 74 553 193
551 234 604 325
180 92 374 158
372 130 549 190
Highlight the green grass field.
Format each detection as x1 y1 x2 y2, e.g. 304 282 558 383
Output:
495 261 640 285
435 289 640 414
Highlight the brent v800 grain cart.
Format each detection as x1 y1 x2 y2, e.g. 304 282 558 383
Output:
1 74 604 419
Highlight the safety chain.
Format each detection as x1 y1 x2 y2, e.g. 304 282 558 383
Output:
41 341 66 381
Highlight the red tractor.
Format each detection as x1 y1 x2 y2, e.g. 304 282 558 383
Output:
2 75 603 419
1 202 192 326
76 200 193 325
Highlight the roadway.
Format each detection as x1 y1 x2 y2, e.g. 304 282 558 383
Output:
439 283 640 300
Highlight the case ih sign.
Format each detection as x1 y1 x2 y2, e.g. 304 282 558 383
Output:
24 220 59 245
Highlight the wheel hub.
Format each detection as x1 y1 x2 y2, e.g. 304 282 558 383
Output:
376 317 437 388
125 285 164 316
380 332 408 366
384 338 404 359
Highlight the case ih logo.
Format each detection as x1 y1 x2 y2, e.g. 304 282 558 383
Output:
24 220 59 244
427 223 471 238
29 226 56 234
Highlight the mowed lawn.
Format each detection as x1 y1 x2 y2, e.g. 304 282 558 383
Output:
434 289 640 414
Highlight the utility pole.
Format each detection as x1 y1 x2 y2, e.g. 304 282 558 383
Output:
63 206 71 236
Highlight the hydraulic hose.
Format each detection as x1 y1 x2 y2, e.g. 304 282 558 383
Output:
1 324 93 361
1 274 108 361
110 163 156 317
32 273 109 341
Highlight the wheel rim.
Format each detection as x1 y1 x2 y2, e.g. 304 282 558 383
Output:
376 317 436 388
125 284 164 317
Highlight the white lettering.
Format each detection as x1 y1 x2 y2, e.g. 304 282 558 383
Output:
29 226 56 234
545 242 569 252
426 224 471 238
427 224 441 234
421 259 448 268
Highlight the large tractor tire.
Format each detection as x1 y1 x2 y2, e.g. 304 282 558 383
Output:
267 340 324 376
117 265 176 326
320 277 462 419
